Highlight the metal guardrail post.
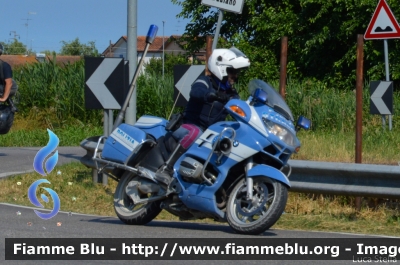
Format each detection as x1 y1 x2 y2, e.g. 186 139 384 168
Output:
92 169 100 184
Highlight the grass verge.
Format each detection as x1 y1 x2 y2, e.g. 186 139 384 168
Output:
1 162 398 236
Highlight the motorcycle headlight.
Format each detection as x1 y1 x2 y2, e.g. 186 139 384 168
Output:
262 119 297 147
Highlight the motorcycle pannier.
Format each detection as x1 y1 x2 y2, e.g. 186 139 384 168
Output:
102 124 147 164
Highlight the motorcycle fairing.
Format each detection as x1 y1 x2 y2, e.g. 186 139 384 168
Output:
246 164 290 187
172 121 275 219
226 98 299 155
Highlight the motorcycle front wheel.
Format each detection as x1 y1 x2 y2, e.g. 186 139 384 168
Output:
114 171 162 225
226 177 288 235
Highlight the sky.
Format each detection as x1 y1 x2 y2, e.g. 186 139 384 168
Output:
1 0 192 54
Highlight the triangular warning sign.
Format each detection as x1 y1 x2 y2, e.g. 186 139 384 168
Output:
364 0 400 39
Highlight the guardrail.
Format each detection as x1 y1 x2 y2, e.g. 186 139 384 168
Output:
289 160 400 199
80 138 400 199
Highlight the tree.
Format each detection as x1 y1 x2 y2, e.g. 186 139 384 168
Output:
144 53 196 76
41 50 57 56
1 40 27 55
60 38 99 56
171 0 400 88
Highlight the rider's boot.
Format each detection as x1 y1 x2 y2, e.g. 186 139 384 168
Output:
154 143 186 189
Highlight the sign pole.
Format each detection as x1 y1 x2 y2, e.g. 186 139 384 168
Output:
364 0 397 130
384 39 392 130
201 0 244 50
212 9 224 50
101 109 111 185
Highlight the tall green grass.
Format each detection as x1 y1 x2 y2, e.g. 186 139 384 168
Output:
136 73 183 119
13 58 102 125
278 79 400 132
4 59 400 147
0 123 102 147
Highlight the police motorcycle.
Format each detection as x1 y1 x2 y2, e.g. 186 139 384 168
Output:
80 25 311 235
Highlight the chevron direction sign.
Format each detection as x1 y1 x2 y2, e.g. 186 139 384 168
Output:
370 81 393 115
85 57 128 110
174 65 205 107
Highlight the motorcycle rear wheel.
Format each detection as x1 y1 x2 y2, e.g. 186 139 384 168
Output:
227 177 288 235
114 171 162 225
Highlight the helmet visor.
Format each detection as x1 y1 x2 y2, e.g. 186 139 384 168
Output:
229 47 247 58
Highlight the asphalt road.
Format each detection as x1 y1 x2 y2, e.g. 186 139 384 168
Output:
0 203 390 265
0 147 398 265
0 147 86 178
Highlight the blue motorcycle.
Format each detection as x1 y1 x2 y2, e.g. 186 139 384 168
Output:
86 79 310 235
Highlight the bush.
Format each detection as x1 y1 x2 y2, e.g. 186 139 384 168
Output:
144 53 201 76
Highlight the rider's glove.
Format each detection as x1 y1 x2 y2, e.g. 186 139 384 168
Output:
206 92 218 102
216 91 231 103
206 91 230 103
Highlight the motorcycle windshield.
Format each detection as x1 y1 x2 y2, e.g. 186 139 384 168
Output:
248 79 294 121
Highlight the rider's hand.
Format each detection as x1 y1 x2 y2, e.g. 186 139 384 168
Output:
216 91 230 103
207 91 231 103
206 92 218 102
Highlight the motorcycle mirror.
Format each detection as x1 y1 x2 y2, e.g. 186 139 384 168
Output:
252 88 268 104
296 116 311 131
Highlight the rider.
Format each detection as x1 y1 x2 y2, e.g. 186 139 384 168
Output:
154 47 251 188
0 43 13 103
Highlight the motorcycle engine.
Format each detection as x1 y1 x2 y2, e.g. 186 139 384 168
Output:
178 157 204 183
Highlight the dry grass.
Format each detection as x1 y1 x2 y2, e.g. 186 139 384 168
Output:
276 193 400 236
0 163 117 217
293 129 400 165
1 161 399 236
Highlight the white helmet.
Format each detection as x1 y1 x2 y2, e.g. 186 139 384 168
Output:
208 47 250 81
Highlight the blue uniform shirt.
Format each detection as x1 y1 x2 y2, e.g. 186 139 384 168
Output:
183 75 239 130
1 60 13 83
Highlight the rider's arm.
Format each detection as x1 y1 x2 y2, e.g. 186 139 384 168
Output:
0 63 12 102
189 76 214 102
0 78 12 102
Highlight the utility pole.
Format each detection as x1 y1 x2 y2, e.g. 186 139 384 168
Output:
22 11 36 54
8 31 21 54
108 40 113 57
162 21 165 78
9 31 20 42
126 0 137 125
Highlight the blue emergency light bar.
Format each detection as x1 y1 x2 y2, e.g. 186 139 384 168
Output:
146 25 158 44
